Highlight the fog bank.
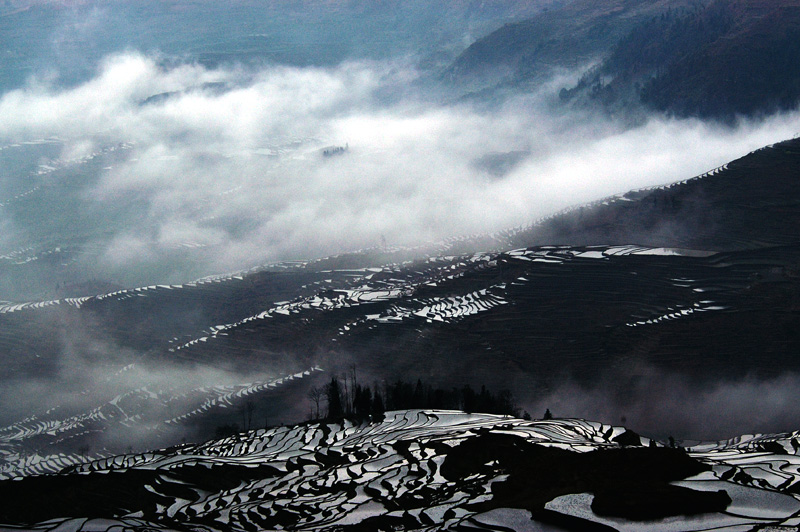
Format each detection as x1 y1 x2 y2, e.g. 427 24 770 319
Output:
1 53 798 291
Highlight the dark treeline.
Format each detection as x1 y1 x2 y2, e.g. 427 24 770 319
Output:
308 369 527 422
322 144 348 157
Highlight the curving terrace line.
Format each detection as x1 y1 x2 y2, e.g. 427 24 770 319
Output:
5 410 799 531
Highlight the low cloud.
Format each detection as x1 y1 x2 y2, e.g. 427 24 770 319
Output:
0 306 297 455
524 372 800 441
1 52 799 289
0 306 266 427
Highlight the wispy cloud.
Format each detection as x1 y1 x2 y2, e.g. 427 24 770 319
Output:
524 371 800 440
1 52 798 287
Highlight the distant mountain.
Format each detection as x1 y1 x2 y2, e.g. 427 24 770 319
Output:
2 410 799 531
0 0 550 93
563 0 800 119
452 0 800 119
446 0 698 93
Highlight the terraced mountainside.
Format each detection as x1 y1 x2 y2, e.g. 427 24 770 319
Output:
513 138 800 249
1 138 799 485
3 410 800 531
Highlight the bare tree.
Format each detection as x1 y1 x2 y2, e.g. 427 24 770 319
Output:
78 444 90 461
246 400 256 431
307 386 323 419
343 364 357 415
239 399 256 431
341 372 350 416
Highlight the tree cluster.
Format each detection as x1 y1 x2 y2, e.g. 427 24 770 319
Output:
322 144 348 157
309 371 523 423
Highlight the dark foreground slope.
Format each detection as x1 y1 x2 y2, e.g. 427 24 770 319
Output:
1 411 799 532
1 138 800 472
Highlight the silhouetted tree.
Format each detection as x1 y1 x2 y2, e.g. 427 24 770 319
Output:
476 385 491 413
246 400 256 431
78 444 90 460
238 399 256 431
412 379 425 409
461 385 477 413
341 372 350 417
543 408 553 420
497 390 520 417
314 377 519 421
326 377 343 419
353 384 372 420
215 424 240 438
371 391 385 420
307 386 323 419
387 380 414 410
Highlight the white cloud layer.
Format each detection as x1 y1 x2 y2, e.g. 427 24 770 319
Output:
1 53 799 285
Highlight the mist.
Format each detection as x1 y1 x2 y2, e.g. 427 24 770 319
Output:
524 371 800 441
2 44 800 453
1 52 798 296
0 302 315 456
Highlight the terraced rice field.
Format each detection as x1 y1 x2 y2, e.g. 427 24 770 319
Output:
2 410 800 531
0 138 799 484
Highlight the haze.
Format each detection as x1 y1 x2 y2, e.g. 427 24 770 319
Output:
2 0 800 449
1 50 798 299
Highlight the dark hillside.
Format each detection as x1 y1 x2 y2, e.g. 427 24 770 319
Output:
2 139 800 459
446 0 696 91
642 3 800 118
512 138 800 250
563 0 800 119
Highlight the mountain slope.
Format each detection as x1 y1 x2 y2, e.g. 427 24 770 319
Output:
562 0 800 119
1 138 799 468
454 0 800 119
512 138 800 249
447 0 695 90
